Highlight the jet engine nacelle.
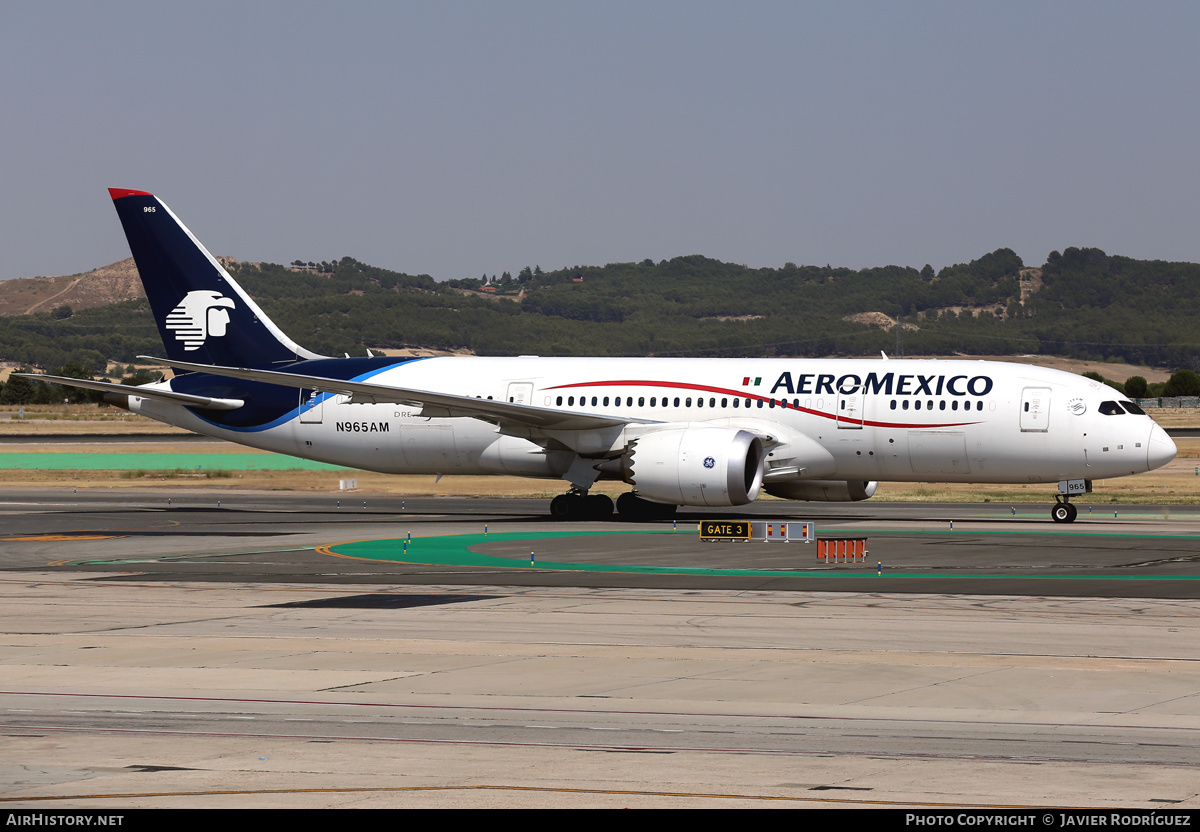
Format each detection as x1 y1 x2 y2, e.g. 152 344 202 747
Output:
763 479 878 502
622 427 765 507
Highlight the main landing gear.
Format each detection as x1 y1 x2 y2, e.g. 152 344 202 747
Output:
1051 496 1078 523
548 489 678 522
549 488 614 521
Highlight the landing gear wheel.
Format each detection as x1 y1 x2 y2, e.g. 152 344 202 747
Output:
585 493 614 520
550 493 581 520
1051 501 1077 523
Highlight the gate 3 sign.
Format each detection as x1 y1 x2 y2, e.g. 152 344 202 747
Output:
700 520 752 540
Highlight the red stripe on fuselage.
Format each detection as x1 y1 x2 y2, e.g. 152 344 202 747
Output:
546 378 980 430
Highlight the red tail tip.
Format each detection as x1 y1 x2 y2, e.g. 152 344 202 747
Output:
108 188 153 200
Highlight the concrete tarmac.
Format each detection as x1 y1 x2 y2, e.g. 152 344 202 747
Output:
2 488 1199 808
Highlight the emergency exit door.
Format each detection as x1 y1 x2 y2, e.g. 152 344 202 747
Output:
507 382 534 404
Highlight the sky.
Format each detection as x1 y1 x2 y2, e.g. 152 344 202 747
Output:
2 1 1198 282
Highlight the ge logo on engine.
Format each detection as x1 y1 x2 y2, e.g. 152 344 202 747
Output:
703 457 715 468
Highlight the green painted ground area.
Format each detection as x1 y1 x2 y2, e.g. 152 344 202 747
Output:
330 530 824 577
328 530 1200 579
0 452 350 471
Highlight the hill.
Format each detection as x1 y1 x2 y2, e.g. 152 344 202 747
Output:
0 258 144 316
0 247 1196 378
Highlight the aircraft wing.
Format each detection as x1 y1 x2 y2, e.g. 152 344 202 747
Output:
11 373 244 410
140 356 643 431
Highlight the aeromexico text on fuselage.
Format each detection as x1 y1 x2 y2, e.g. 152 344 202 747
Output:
765 370 994 398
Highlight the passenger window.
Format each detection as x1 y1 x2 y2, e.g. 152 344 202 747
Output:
556 396 563 406
890 400 897 410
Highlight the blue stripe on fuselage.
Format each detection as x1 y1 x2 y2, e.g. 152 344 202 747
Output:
174 356 431 432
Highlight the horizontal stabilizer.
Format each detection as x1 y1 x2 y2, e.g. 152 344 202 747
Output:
11 373 245 411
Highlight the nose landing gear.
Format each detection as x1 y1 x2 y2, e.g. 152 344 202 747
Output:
1051 496 1078 523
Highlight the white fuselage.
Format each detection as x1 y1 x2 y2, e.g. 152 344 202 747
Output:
128 356 1176 487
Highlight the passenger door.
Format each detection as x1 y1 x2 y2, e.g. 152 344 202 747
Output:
1020 387 1051 432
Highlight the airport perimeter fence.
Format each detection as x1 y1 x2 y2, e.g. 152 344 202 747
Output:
1136 397 1200 408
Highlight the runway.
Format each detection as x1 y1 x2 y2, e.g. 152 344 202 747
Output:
2 489 1200 808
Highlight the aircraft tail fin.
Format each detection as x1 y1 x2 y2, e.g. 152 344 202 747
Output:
108 189 323 367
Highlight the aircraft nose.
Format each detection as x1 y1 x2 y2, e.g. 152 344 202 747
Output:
1147 423 1177 471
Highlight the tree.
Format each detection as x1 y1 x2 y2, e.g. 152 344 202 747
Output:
1163 370 1200 397
0 371 35 404
1124 376 1148 398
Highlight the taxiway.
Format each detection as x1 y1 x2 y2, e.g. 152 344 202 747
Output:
2 489 1199 808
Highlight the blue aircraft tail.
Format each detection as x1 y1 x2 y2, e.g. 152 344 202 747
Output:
108 188 323 367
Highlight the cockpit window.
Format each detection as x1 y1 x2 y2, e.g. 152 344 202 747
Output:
1098 401 1124 415
1120 401 1147 416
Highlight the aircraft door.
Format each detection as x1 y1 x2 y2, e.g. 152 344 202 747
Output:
300 388 323 424
837 393 864 429
1020 387 1051 432
506 382 534 405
